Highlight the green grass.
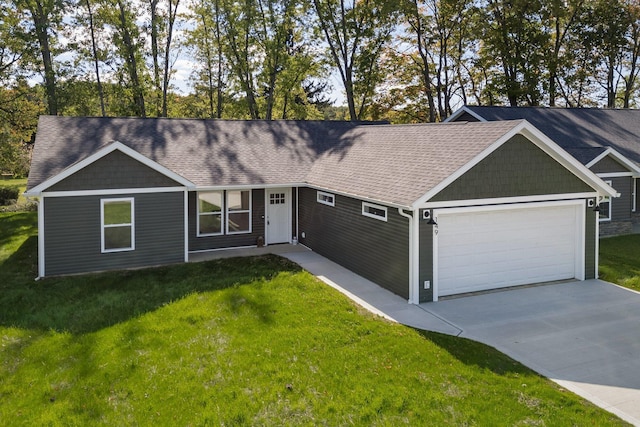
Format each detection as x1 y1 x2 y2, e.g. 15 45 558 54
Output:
0 212 629 425
0 178 33 211
599 234 640 292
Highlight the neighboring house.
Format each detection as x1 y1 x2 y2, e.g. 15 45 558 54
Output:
447 106 640 236
25 116 617 303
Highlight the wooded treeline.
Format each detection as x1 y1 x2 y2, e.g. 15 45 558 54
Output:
1 0 640 175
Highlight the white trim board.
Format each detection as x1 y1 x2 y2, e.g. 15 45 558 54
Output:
596 172 634 178
26 141 194 196
443 106 488 123
39 186 188 198
421 192 597 209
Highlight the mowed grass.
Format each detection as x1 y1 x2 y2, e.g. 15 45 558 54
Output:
0 177 28 204
0 213 628 425
599 234 640 292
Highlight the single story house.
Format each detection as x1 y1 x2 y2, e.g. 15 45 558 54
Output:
447 106 640 236
25 116 617 302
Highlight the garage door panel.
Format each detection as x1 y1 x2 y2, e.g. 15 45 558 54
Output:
437 203 581 297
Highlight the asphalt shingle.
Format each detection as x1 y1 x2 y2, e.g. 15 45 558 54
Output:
28 116 524 207
464 106 640 166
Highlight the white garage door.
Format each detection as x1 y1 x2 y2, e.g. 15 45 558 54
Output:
436 202 583 297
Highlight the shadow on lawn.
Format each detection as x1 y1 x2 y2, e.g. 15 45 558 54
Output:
415 329 535 376
0 239 300 335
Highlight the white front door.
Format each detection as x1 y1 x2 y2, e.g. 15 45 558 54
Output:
266 188 291 244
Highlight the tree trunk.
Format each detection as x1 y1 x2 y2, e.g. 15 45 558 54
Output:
30 1 58 115
86 0 106 116
162 0 180 117
117 0 146 117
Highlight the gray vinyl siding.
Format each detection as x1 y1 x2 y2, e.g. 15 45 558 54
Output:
44 191 184 276
48 150 181 192
298 187 410 298
431 135 593 202
590 156 630 174
188 189 265 251
453 111 482 122
419 211 434 302
585 202 597 280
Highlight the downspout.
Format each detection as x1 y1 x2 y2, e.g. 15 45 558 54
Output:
398 208 418 304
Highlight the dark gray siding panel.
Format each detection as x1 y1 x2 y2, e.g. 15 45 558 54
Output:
298 187 410 298
585 202 596 280
607 176 632 221
48 150 181 192
419 211 434 302
452 112 482 122
590 156 630 174
44 192 184 276
188 189 265 251
432 135 593 202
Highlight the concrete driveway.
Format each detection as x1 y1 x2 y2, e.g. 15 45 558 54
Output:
424 280 640 426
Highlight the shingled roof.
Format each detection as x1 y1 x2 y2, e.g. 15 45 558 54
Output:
458 106 640 166
28 116 601 207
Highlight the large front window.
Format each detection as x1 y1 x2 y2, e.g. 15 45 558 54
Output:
198 191 223 236
197 190 252 236
226 190 251 234
101 198 134 252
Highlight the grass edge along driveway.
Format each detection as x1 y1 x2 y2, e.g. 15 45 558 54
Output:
0 211 630 425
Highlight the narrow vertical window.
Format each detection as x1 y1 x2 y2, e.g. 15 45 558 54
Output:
101 198 134 252
198 191 224 236
227 190 251 234
599 181 612 221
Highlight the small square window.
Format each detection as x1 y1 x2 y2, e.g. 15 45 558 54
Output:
270 193 285 204
317 191 335 207
362 202 387 221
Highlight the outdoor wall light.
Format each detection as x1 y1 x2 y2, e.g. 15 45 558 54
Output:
423 210 437 225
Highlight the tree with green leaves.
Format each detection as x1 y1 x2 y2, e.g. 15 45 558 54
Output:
313 0 399 120
14 0 67 115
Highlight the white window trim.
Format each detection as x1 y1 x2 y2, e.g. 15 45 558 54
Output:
599 180 612 222
197 191 224 237
633 178 637 213
362 202 388 222
317 191 335 207
101 197 135 253
226 190 252 235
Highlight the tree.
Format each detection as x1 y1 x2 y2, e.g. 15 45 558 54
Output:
313 0 399 120
14 0 67 115
478 0 548 106
186 0 227 118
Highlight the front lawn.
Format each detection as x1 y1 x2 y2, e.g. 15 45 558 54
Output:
0 212 628 425
599 234 640 292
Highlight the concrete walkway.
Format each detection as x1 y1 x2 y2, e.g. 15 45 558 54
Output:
191 245 640 425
